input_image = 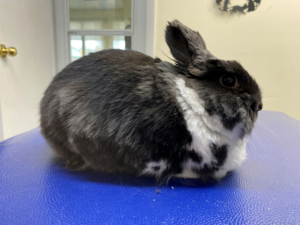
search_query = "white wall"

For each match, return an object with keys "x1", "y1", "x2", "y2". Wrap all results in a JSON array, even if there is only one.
[
  {"x1": 154, "y1": 0, "x2": 300, "y2": 120},
  {"x1": 0, "y1": 0, "x2": 56, "y2": 139}
]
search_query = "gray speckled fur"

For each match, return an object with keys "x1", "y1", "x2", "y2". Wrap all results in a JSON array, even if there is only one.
[{"x1": 41, "y1": 50, "x2": 187, "y2": 175}]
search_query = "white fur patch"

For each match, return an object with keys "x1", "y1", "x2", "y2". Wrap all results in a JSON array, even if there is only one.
[
  {"x1": 175, "y1": 77, "x2": 247, "y2": 179},
  {"x1": 214, "y1": 139, "x2": 247, "y2": 179},
  {"x1": 175, "y1": 159, "x2": 201, "y2": 178},
  {"x1": 141, "y1": 160, "x2": 169, "y2": 177}
]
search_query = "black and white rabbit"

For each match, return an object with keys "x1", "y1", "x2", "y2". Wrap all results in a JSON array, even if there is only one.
[{"x1": 40, "y1": 20, "x2": 262, "y2": 181}]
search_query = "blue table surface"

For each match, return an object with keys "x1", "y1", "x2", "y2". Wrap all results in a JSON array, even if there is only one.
[{"x1": 0, "y1": 111, "x2": 300, "y2": 224}]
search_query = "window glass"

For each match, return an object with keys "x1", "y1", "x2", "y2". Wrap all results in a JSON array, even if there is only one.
[
  {"x1": 69, "y1": 0, "x2": 132, "y2": 30},
  {"x1": 70, "y1": 35, "x2": 131, "y2": 61}
]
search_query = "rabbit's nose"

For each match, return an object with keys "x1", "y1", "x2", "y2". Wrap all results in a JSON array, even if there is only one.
[{"x1": 251, "y1": 100, "x2": 263, "y2": 112}]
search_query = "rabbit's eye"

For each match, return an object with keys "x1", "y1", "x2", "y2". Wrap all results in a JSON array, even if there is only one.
[{"x1": 220, "y1": 75, "x2": 237, "y2": 88}]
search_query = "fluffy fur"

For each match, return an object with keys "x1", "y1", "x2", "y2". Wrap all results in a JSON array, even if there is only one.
[
  {"x1": 40, "y1": 20, "x2": 262, "y2": 181},
  {"x1": 174, "y1": 77, "x2": 247, "y2": 179}
]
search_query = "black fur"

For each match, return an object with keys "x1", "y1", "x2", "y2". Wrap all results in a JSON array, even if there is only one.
[
  {"x1": 188, "y1": 150, "x2": 203, "y2": 163},
  {"x1": 190, "y1": 144, "x2": 227, "y2": 178},
  {"x1": 211, "y1": 144, "x2": 228, "y2": 167}
]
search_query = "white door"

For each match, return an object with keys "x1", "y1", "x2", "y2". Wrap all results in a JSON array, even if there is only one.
[{"x1": 0, "y1": 0, "x2": 56, "y2": 140}]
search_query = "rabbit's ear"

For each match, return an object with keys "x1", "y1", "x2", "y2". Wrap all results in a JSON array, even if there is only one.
[{"x1": 165, "y1": 20, "x2": 208, "y2": 66}]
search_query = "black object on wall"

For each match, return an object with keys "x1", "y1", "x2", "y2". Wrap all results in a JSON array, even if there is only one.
[{"x1": 216, "y1": 0, "x2": 261, "y2": 14}]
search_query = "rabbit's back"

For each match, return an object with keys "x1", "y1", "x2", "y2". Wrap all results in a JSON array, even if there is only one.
[{"x1": 40, "y1": 49, "x2": 191, "y2": 176}]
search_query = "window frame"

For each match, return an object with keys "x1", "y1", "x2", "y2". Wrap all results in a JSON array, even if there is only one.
[{"x1": 53, "y1": 0, "x2": 155, "y2": 73}]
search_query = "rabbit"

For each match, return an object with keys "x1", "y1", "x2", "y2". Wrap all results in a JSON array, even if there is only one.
[{"x1": 40, "y1": 20, "x2": 262, "y2": 181}]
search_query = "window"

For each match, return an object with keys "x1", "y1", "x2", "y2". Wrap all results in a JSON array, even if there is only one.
[{"x1": 53, "y1": 0, "x2": 155, "y2": 72}]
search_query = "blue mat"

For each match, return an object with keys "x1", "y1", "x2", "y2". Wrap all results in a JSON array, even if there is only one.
[{"x1": 1, "y1": 111, "x2": 300, "y2": 224}]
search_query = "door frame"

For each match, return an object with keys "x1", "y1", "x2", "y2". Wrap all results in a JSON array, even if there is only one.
[
  {"x1": 53, "y1": 0, "x2": 155, "y2": 73},
  {"x1": 0, "y1": 101, "x2": 3, "y2": 141}
]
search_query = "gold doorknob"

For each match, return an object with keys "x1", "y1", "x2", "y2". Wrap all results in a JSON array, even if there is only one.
[{"x1": 0, "y1": 44, "x2": 17, "y2": 58}]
